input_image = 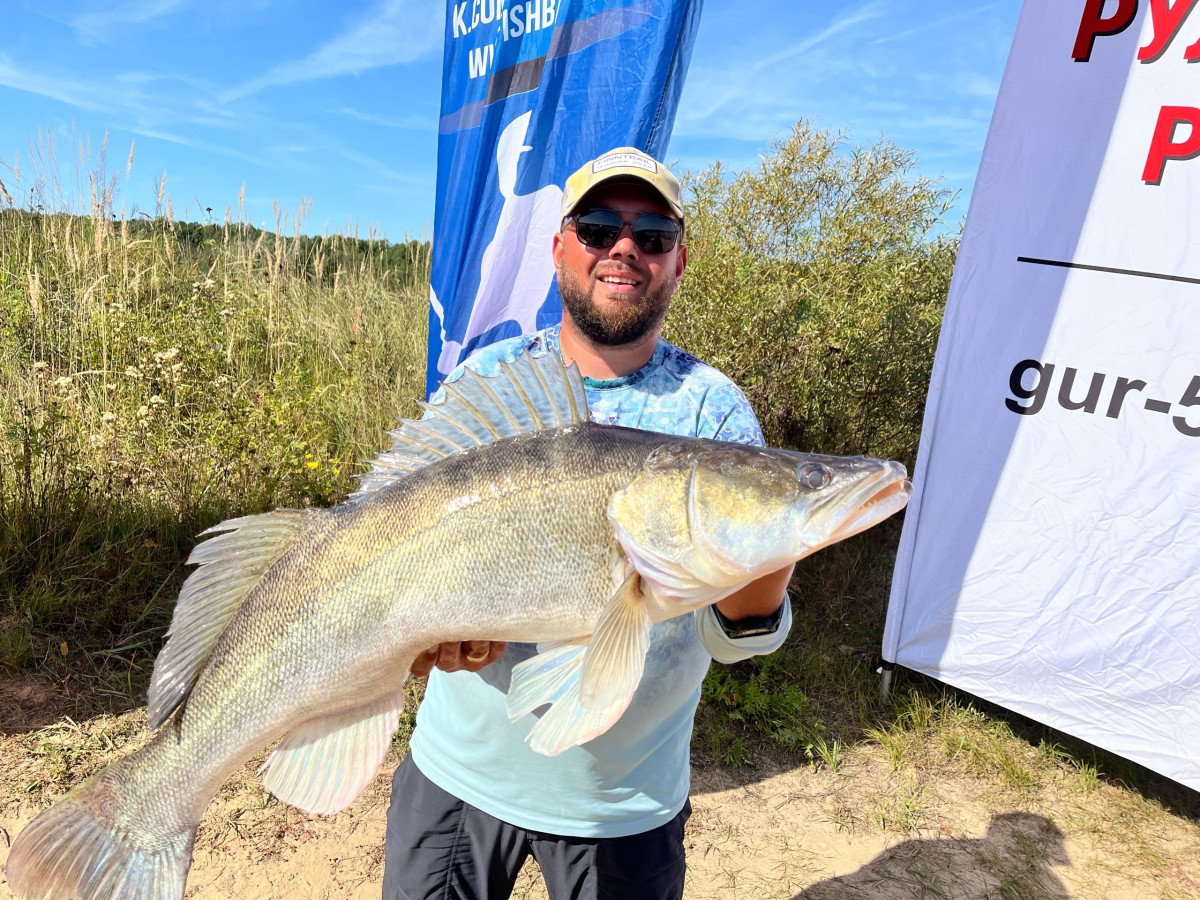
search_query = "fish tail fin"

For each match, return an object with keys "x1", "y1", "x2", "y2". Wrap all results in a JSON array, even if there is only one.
[{"x1": 8, "y1": 727, "x2": 196, "y2": 900}]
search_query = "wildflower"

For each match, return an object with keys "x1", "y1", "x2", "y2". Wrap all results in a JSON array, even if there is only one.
[
  {"x1": 137, "y1": 405, "x2": 150, "y2": 419},
  {"x1": 101, "y1": 412, "x2": 117, "y2": 423},
  {"x1": 149, "y1": 395, "x2": 167, "y2": 407},
  {"x1": 306, "y1": 461, "x2": 319, "y2": 470},
  {"x1": 52, "y1": 376, "x2": 73, "y2": 390},
  {"x1": 32, "y1": 361, "x2": 48, "y2": 373},
  {"x1": 124, "y1": 366, "x2": 142, "y2": 380}
]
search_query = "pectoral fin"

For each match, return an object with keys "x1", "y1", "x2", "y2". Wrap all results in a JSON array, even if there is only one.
[
  {"x1": 506, "y1": 573, "x2": 652, "y2": 756},
  {"x1": 505, "y1": 639, "x2": 587, "y2": 720},
  {"x1": 579, "y1": 571, "x2": 651, "y2": 710}
]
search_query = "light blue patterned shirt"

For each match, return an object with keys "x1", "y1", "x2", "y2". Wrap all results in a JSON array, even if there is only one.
[{"x1": 408, "y1": 325, "x2": 793, "y2": 837}]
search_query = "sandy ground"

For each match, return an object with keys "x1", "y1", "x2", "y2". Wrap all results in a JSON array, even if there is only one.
[{"x1": 0, "y1": 679, "x2": 1198, "y2": 899}]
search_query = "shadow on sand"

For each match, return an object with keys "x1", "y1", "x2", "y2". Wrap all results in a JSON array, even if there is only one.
[{"x1": 790, "y1": 811, "x2": 1068, "y2": 900}]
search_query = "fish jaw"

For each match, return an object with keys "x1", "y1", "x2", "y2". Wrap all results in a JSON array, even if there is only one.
[{"x1": 795, "y1": 458, "x2": 912, "y2": 558}]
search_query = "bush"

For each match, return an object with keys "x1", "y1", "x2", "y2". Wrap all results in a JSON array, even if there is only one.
[{"x1": 664, "y1": 119, "x2": 958, "y2": 469}]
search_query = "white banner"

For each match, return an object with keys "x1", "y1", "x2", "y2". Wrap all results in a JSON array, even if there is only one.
[{"x1": 885, "y1": 0, "x2": 1200, "y2": 791}]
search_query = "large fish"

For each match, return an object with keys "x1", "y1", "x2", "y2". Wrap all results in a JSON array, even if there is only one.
[{"x1": 7, "y1": 350, "x2": 911, "y2": 900}]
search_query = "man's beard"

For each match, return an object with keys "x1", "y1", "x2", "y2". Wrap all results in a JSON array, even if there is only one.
[{"x1": 558, "y1": 266, "x2": 672, "y2": 348}]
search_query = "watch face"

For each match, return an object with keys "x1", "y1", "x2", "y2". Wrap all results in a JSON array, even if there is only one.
[
  {"x1": 715, "y1": 605, "x2": 783, "y2": 639},
  {"x1": 726, "y1": 623, "x2": 778, "y2": 638}
]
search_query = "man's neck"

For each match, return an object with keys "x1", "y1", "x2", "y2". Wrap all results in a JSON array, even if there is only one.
[{"x1": 557, "y1": 317, "x2": 659, "y2": 380}]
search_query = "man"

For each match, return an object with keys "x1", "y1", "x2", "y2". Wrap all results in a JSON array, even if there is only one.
[{"x1": 384, "y1": 148, "x2": 794, "y2": 900}]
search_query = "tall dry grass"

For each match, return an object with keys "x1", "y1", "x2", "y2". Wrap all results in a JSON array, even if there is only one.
[{"x1": 0, "y1": 132, "x2": 430, "y2": 689}]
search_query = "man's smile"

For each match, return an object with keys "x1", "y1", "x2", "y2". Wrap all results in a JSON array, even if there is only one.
[{"x1": 595, "y1": 267, "x2": 643, "y2": 295}]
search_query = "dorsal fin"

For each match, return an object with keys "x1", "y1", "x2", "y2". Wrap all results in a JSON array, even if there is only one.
[
  {"x1": 147, "y1": 509, "x2": 323, "y2": 729},
  {"x1": 349, "y1": 348, "x2": 589, "y2": 500}
]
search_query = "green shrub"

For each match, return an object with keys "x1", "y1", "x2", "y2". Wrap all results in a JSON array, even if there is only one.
[
  {"x1": 672, "y1": 122, "x2": 960, "y2": 761},
  {"x1": 665, "y1": 119, "x2": 957, "y2": 469}
]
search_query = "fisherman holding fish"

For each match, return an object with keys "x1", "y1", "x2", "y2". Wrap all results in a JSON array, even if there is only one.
[
  {"x1": 7, "y1": 142, "x2": 910, "y2": 899},
  {"x1": 384, "y1": 148, "x2": 797, "y2": 900}
]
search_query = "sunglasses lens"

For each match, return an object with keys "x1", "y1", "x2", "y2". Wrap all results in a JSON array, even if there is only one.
[
  {"x1": 573, "y1": 209, "x2": 623, "y2": 248},
  {"x1": 572, "y1": 209, "x2": 681, "y2": 254},
  {"x1": 631, "y1": 214, "x2": 680, "y2": 254}
]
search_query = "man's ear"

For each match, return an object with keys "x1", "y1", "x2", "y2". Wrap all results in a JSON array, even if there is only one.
[
  {"x1": 552, "y1": 230, "x2": 565, "y2": 269},
  {"x1": 674, "y1": 243, "x2": 687, "y2": 285}
]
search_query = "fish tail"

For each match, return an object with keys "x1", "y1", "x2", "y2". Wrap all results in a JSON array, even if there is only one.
[{"x1": 8, "y1": 726, "x2": 196, "y2": 900}]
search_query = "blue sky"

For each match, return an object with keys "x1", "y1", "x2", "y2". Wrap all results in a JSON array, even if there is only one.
[{"x1": 0, "y1": 1, "x2": 1021, "y2": 240}]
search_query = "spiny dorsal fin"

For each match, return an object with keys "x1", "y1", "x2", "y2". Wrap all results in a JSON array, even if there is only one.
[
  {"x1": 147, "y1": 509, "x2": 323, "y2": 729},
  {"x1": 350, "y1": 348, "x2": 589, "y2": 500}
]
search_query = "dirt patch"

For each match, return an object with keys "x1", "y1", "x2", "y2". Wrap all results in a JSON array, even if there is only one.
[
  {"x1": 0, "y1": 677, "x2": 67, "y2": 735},
  {"x1": 0, "y1": 709, "x2": 1197, "y2": 899}
]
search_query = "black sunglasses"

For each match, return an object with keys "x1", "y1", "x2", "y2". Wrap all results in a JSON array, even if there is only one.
[{"x1": 567, "y1": 207, "x2": 683, "y2": 254}]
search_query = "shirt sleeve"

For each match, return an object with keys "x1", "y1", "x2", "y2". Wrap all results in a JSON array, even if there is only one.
[
  {"x1": 701, "y1": 382, "x2": 766, "y2": 447},
  {"x1": 695, "y1": 596, "x2": 793, "y2": 664}
]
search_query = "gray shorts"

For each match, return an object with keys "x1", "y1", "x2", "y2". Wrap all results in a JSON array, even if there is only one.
[{"x1": 382, "y1": 755, "x2": 690, "y2": 900}]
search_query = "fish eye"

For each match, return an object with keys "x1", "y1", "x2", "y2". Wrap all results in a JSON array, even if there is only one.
[{"x1": 797, "y1": 463, "x2": 832, "y2": 490}]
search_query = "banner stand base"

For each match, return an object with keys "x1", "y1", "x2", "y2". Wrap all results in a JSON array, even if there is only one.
[{"x1": 877, "y1": 660, "x2": 897, "y2": 704}]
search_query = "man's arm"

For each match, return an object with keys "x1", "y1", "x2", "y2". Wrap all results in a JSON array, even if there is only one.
[{"x1": 714, "y1": 564, "x2": 794, "y2": 622}]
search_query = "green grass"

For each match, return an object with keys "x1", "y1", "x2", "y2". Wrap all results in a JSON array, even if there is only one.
[{"x1": 0, "y1": 160, "x2": 430, "y2": 699}]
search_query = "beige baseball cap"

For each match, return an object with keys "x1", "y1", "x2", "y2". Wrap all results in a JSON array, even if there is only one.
[{"x1": 560, "y1": 147, "x2": 684, "y2": 221}]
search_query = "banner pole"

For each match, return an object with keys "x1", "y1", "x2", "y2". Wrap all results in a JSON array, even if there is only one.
[{"x1": 878, "y1": 660, "x2": 896, "y2": 704}]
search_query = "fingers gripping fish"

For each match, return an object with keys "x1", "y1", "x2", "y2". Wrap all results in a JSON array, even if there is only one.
[{"x1": 7, "y1": 350, "x2": 911, "y2": 899}]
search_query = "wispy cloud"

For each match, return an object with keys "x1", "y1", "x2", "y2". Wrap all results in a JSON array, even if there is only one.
[
  {"x1": 0, "y1": 54, "x2": 263, "y2": 167},
  {"x1": 225, "y1": 0, "x2": 443, "y2": 101},
  {"x1": 335, "y1": 106, "x2": 438, "y2": 132},
  {"x1": 330, "y1": 145, "x2": 429, "y2": 187},
  {"x1": 679, "y1": 4, "x2": 885, "y2": 130},
  {"x1": 0, "y1": 53, "x2": 111, "y2": 113},
  {"x1": 73, "y1": 0, "x2": 189, "y2": 37}
]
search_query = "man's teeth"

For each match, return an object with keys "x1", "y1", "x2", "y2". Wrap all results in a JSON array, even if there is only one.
[{"x1": 600, "y1": 276, "x2": 637, "y2": 284}]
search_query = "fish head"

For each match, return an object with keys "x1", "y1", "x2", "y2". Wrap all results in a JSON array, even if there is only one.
[{"x1": 609, "y1": 440, "x2": 912, "y2": 607}]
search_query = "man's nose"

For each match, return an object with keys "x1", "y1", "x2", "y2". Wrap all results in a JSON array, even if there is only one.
[{"x1": 607, "y1": 223, "x2": 639, "y2": 258}]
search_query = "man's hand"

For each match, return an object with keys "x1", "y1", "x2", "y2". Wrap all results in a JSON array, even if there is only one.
[{"x1": 410, "y1": 641, "x2": 507, "y2": 677}]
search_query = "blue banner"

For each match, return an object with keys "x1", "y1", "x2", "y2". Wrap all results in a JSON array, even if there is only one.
[{"x1": 427, "y1": 0, "x2": 703, "y2": 395}]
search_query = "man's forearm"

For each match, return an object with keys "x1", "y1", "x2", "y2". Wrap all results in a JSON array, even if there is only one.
[{"x1": 714, "y1": 564, "x2": 795, "y2": 621}]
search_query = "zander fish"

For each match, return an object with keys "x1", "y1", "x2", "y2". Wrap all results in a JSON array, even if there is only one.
[{"x1": 8, "y1": 350, "x2": 911, "y2": 900}]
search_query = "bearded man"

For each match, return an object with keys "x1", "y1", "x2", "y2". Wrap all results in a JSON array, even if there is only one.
[{"x1": 383, "y1": 147, "x2": 795, "y2": 900}]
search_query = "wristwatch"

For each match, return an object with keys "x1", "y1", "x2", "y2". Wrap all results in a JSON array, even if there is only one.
[{"x1": 712, "y1": 602, "x2": 784, "y2": 639}]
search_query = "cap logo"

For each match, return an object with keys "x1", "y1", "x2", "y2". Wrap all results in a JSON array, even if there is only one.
[{"x1": 592, "y1": 152, "x2": 657, "y2": 175}]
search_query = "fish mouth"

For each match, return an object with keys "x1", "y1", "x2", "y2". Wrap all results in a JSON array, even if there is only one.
[{"x1": 810, "y1": 461, "x2": 912, "y2": 552}]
